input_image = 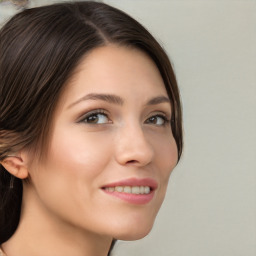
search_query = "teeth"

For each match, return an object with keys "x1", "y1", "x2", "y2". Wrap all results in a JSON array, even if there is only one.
[
  {"x1": 131, "y1": 186, "x2": 140, "y2": 194},
  {"x1": 115, "y1": 186, "x2": 123, "y2": 192},
  {"x1": 144, "y1": 186, "x2": 150, "y2": 194},
  {"x1": 124, "y1": 186, "x2": 131, "y2": 193},
  {"x1": 104, "y1": 186, "x2": 151, "y2": 194},
  {"x1": 108, "y1": 187, "x2": 115, "y2": 192}
]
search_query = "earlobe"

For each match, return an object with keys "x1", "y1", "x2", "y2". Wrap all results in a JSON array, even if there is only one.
[{"x1": 1, "y1": 155, "x2": 29, "y2": 179}]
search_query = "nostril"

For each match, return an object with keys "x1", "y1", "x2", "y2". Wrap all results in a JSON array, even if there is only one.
[{"x1": 126, "y1": 160, "x2": 137, "y2": 164}]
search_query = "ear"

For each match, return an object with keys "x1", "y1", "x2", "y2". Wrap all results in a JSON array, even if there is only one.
[{"x1": 1, "y1": 154, "x2": 29, "y2": 179}]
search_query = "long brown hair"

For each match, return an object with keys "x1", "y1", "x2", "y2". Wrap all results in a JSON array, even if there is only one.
[{"x1": 0, "y1": 1, "x2": 183, "y2": 253}]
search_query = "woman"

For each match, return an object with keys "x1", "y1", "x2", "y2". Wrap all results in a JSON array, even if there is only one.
[{"x1": 0, "y1": 1, "x2": 182, "y2": 255}]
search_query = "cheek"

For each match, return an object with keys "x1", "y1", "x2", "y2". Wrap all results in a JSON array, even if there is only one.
[
  {"x1": 30, "y1": 128, "x2": 114, "y2": 209},
  {"x1": 154, "y1": 141, "x2": 177, "y2": 216},
  {"x1": 151, "y1": 132, "x2": 178, "y2": 186},
  {"x1": 49, "y1": 127, "x2": 114, "y2": 179},
  {"x1": 28, "y1": 129, "x2": 116, "y2": 224}
]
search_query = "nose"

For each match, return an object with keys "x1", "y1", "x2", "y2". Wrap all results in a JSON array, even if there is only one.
[{"x1": 114, "y1": 123, "x2": 154, "y2": 167}]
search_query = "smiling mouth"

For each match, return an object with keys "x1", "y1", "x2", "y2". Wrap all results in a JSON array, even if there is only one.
[
  {"x1": 102, "y1": 186, "x2": 151, "y2": 195},
  {"x1": 101, "y1": 184, "x2": 155, "y2": 205},
  {"x1": 101, "y1": 178, "x2": 157, "y2": 205}
]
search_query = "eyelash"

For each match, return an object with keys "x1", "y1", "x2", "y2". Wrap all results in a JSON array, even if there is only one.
[
  {"x1": 145, "y1": 114, "x2": 170, "y2": 126},
  {"x1": 78, "y1": 109, "x2": 170, "y2": 126},
  {"x1": 78, "y1": 109, "x2": 110, "y2": 124}
]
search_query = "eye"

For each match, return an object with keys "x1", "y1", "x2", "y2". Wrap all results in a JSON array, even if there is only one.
[
  {"x1": 145, "y1": 114, "x2": 169, "y2": 126},
  {"x1": 79, "y1": 110, "x2": 110, "y2": 124}
]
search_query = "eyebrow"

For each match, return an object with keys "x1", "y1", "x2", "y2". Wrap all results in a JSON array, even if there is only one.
[
  {"x1": 68, "y1": 93, "x2": 124, "y2": 108},
  {"x1": 68, "y1": 93, "x2": 170, "y2": 109},
  {"x1": 146, "y1": 96, "x2": 170, "y2": 105}
]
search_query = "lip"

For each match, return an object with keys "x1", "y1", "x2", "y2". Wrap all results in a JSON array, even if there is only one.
[{"x1": 101, "y1": 178, "x2": 158, "y2": 205}]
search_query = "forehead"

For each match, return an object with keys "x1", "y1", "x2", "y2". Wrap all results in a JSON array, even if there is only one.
[{"x1": 60, "y1": 44, "x2": 167, "y2": 106}]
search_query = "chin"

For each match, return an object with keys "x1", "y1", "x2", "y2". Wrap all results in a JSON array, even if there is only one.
[{"x1": 112, "y1": 221, "x2": 154, "y2": 241}]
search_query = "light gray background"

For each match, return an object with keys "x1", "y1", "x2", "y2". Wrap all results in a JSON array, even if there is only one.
[{"x1": 1, "y1": 1, "x2": 255, "y2": 255}]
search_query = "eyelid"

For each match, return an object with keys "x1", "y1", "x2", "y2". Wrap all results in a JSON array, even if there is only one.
[
  {"x1": 76, "y1": 108, "x2": 171, "y2": 125},
  {"x1": 147, "y1": 110, "x2": 171, "y2": 120},
  {"x1": 145, "y1": 111, "x2": 171, "y2": 126},
  {"x1": 77, "y1": 109, "x2": 110, "y2": 123}
]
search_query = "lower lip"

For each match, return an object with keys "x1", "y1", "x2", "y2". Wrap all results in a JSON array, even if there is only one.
[{"x1": 102, "y1": 190, "x2": 155, "y2": 205}]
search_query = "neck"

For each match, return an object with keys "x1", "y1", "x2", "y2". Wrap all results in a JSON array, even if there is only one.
[{"x1": 2, "y1": 185, "x2": 113, "y2": 256}]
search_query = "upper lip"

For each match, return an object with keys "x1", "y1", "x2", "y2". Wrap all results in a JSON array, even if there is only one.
[{"x1": 101, "y1": 178, "x2": 158, "y2": 190}]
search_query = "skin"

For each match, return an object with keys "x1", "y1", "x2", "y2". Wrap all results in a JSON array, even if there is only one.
[{"x1": 2, "y1": 45, "x2": 178, "y2": 256}]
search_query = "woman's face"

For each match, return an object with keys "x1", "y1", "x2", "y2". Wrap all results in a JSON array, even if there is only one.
[{"x1": 26, "y1": 45, "x2": 178, "y2": 240}]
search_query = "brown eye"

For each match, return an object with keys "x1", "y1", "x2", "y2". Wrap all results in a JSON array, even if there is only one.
[
  {"x1": 80, "y1": 111, "x2": 110, "y2": 124},
  {"x1": 145, "y1": 115, "x2": 168, "y2": 126}
]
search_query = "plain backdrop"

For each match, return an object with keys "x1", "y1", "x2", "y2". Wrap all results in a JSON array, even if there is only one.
[{"x1": 1, "y1": 1, "x2": 255, "y2": 256}]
